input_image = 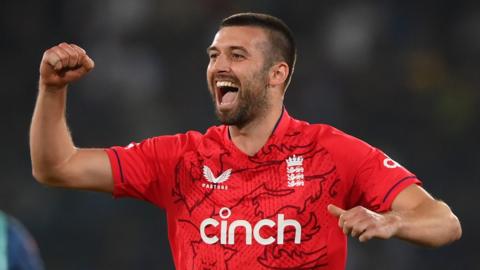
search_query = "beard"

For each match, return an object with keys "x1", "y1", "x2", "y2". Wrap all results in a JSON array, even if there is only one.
[
  {"x1": 216, "y1": 85, "x2": 268, "y2": 127},
  {"x1": 210, "y1": 70, "x2": 270, "y2": 128}
]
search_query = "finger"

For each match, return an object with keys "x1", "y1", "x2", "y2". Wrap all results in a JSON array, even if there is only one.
[
  {"x1": 358, "y1": 221, "x2": 386, "y2": 242},
  {"x1": 52, "y1": 50, "x2": 66, "y2": 71},
  {"x1": 70, "y1": 43, "x2": 86, "y2": 55},
  {"x1": 81, "y1": 54, "x2": 95, "y2": 71},
  {"x1": 327, "y1": 204, "x2": 346, "y2": 218},
  {"x1": 53, "y1": 45, "x2": 70, "y2": 70},
  {"x1": 358, "y1": 230, "x2": 374, "y2": 242},
  {"x1": 44, "y1": 49, "x2": 62, "y2": 70},
  {"x1": 350, "y1": 218, "x2": 370, "y2": 238},
  {"x1": 342, "y1": 221, "x2": 352, "y2": 235},
  {"x1": 59, "y1": 43, "x2": 79, "y2": 68},
  {"x1": 328, "y1": 204, "x2": 348, "y2": 229},
  {"x1": 70, "y1": 44, "x2": 95, "y2": 71},
  {"x1": 351, "y1": 226, "x2": 367, "y2": 238}
]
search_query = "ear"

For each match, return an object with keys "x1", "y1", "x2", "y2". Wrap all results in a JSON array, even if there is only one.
[{"x1": 268, "y1": 62, "x2": 289, "y2": 88}]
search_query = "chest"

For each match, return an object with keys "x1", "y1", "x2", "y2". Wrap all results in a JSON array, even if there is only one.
[{"x1": 170, "y1": 143, "x2": 343, "y2": 221}]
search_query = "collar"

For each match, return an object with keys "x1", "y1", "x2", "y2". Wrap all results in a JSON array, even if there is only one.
[
  {"x1": 269, "y1": 107, "x2": 291, "y2": 140},
  {"x1": 223, "y1": 107, "x2": 293, "y2": 157}
]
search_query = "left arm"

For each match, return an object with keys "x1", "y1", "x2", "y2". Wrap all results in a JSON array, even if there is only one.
[{"x1": 328, "y1": 184, "x2": 462, "y2": 247}]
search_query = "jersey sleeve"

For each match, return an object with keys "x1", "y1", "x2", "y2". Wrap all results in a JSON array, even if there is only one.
[
  {"x1": 105, "y1": 132, "x2": 199, "y2": 208},
  {"x1": 348, "y1": 147, "x2": 421, "y2": 212},
  {"x1": 322, "y1": 126, "x2": 421, "y2": 213}
]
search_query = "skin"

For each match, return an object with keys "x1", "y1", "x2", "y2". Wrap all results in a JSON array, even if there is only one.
[
  {"x1": 206, "y1": 26, "x2": 289, "y2": 156},
  {"x1": 30, "y1": 42, "x2": 113, "y2": 192},
  {"x1": 206, "y1": 28, "x2": 271, "y2": 128},
  {"x1": 30, "y1": 26, "x2": 461, "y2": 248}
]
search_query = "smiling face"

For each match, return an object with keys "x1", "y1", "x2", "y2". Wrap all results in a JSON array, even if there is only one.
[{"x1": 206, "y1": 26, "x2": 274, "y2": 127}]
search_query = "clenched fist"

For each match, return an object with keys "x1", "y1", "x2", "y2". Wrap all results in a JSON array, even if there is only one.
[{"x1": 40, "y1": 42, "x2": 95, "y2": 90}]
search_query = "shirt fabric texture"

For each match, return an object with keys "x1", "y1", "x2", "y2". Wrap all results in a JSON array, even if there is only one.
[{"x1": 105, "y1": 110, "x2": 420, "y2": 270}]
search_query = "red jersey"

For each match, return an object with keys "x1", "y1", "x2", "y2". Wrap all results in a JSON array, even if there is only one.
[{"x1": 105, "y1": 110, "x2": 420, "y2": 270}]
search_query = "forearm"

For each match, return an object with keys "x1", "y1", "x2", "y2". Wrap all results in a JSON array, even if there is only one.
[
  {"x1": 30, "y1": 81, "x2": 77, "y2": 183},
  {"x1": 30, "y1": 43, "x2": 113, "y2": 192},
  {"x1": 392, "y1": 199, "x2": 462, "y2": 247}
]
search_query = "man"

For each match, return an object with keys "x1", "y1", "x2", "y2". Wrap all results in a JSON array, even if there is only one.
[{"x1": 30, "y1": 13, "x2": 461, "y2": 269}]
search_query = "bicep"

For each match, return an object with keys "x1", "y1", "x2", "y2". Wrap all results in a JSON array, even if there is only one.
[
  {"x1": 391, "y1": 184, "x2": 435, "y2": 211},
  {"x1": 57, "y1": 148, "x2": 113, "y2": 193}
]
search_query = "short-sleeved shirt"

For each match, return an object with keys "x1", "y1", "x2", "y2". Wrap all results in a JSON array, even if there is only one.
[{"x1": 105, "y1": 110, "x2": 420, "y2": 270}]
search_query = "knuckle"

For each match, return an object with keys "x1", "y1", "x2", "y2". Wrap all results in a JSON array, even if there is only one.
[
  {"x1": 55, "y1": 48, "x2": 66, "y2": 58},
  {"x1": 59, "y1": 43, "x2": 74, "y2": 54},
  {"x1": 352, "y1": 206, "x2": 362, "y2": 212},
  {"x1": 71, "y1": 44, "x2": 86, "y2": 54},
  {"x1": 59, "y1": 42, "x2": 69, "y2": 48},
  {"x1": 43, "y1": 50, "x2": 53, "y2": 60},
  {"x1": 357, "y1": 207, "x2": 368, "y2": 215},
  {"x1": 366, "y1": 223, "x2": 377, "y2": 231},
  {"x1": 50, "y1": 47, "x2": 60, "y2": 55},
  {"x1": 369, "y1": 227, "x2": 383, "y2": 238}
]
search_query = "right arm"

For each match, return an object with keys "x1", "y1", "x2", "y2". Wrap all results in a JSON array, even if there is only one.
[{"x1": 30, "y1": 43, "x2": 113, "y2": 193}]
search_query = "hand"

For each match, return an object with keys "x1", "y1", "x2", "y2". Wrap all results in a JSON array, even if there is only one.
[
  {"x1": 39, "y1": 42, "x2": 95, "y2": 90},
  {"x1": 327, "y1": 204, "x2": 401, "y2": 242}
]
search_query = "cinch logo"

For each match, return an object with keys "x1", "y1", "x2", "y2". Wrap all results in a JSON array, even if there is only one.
[{"x1": 200, "y1": 207, "x2": 302, "y2": 245}]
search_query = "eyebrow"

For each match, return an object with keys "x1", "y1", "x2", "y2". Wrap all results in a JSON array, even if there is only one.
[{"x1": 206, "y1": 46, "x2": 249, "y2": 54}]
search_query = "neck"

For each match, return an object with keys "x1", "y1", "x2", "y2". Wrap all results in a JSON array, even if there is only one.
[{"x1": 228, "y1": 103, "x2": 283, "y2": 156}]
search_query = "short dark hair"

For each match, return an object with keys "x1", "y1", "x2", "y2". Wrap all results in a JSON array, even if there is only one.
[{"x1": 220, "y1": 13, "x2": 297, "y2": 89}]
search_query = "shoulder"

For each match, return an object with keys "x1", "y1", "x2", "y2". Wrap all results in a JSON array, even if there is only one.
[
  {"x1": 306, "y1": 123, "x2": 374, "y2": 156},
  {"x1": 297, "y1": 123, "x2": 375, "y2": 181},
  {"x1": 146, "y1": 125, "x2": 225, "y2": 150},
  {"x1": 286, "y1": 113, "x2": 373, "y2": 155},
  {"x1": 285, "y1": 115, "x2": 373, "y2": 156}
]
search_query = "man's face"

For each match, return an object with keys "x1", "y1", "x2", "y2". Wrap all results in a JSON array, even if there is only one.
[{"x1": 206, "y1": 26, "x2": 272, "y2": 127}]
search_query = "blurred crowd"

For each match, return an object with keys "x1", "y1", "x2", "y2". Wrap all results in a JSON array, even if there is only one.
[{"x1": 0, "y1": 0, "x2": 478, "y2": 269}]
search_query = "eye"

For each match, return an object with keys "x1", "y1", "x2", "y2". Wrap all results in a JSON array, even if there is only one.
[
  {"x1": 208, "y1": 52, "x2": 218, "y2": 60},
  {"x1": 231, "y1": 53, "x2": 245, "y2": 61}
]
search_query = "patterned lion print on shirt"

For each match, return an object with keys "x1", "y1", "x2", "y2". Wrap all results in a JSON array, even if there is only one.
[
  {"x1": 173, "y1": 131, "x2": 341, "y2": 269},
  {"x1": 191, "y1": 241, "x2": 237, "y2": 270}
]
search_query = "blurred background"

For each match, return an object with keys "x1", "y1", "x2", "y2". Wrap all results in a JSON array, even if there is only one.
[{"x1": 1, "y1": 0, "x2": 478, "y2": 269}]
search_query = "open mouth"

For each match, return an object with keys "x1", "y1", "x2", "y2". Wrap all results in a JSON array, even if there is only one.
[{"x1": 216, "y1": 81, "x2": 239, "y2": 106}]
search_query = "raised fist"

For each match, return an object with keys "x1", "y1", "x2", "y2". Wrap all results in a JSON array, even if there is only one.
[{"x1": 39, "y1": 43, "x2": 95, "y2": 90}]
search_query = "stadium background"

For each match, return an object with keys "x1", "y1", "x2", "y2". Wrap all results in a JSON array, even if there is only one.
[{"x1": 1, "y1": 0, "x2": 478, "y2": 269}]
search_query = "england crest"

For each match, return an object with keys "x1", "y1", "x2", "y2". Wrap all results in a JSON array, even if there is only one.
[{"x1": 286, "y1": 155, "x2": 305, "y2": 187}]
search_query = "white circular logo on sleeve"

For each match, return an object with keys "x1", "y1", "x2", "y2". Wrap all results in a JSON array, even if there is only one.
[{"x1": 383, "y1": 158, "x2": 401, "y2": 168}]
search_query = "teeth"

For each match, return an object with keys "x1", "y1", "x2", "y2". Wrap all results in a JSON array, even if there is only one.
[{"x1": 216, "y1": 81, "x2": 239, "y2": 88}]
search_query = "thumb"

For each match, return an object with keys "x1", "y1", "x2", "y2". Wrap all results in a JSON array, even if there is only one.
[
  {"x1": 327, "y1": 204, "x2": 346, "y2": 218},
  {"x1": 82, "y1": 55, "x2": 95, "y2": 71}
]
